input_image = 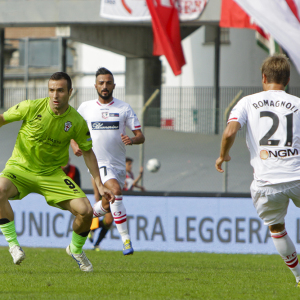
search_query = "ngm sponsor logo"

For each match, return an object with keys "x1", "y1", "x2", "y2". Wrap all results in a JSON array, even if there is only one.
[
  {"x1": 260, "y1": 148, "x2": 298, "y2": 160},
  {"x1": 91, "y1": 121, "x2": 119, "y2": 130}
]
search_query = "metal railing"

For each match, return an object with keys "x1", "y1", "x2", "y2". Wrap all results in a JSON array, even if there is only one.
[{"x1": 3, "y1": 86, "x2": 300, "y2": 136}]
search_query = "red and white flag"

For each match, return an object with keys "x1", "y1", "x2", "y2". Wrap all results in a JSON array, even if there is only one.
[
  {"x1": 100, "y1": 0, "x2": 209, "y2": 75},
  {"x1": 146, "y1": 0, "x2": 186, "y2": 76},
  {"x1": 219, "y1": 0, "x2": 256, "y2": 29},
  {"x1": 220, "y1": 0, "x2": 297, "y2": 58},
  {"x1": 233, "y1": 0, "x2": 300, "y2": 74}
]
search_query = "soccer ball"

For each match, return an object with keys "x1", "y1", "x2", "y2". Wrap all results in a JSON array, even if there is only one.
[{"x1": 146, "y1": 158, "x2": 161, "y2": 173}]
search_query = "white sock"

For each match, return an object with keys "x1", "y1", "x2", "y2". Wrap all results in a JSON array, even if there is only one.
[
  {"x1": 93, "y1": 200, "x2": 108, "y2": 218},
  {"x1": 271, "y1": 229, "x2": 300, "y2": 281},
  {"x1": 110, "y1": 196, "x2": 130, "y2": 243}
]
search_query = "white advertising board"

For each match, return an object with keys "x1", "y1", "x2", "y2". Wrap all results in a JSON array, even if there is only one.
[
  {"x1": 100, "y1": 0, "x2": 209, "y2": 22},
  {"x1": 1, "y1": 194, "x2": 300, "y2": 254}
]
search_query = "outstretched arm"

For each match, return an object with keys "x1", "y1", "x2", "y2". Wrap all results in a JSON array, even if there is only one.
[
  {"x1": 121, "y1": 129, "x2": 145, "y2": 146},
  {"x1": 82, "y1": 148, "x2": 115, "y2": 203},
  {"x1": 215, "y1": 121, "x2": 241, "y2": 173},
  {"x1": 132, "y1": 166, "x2": 145, "y2": 191},
  {"x1": 0, "y1": 114, "x2": 9, "y2": 128},
  {"x1": 132, "y1": 166, "x2": 143, "y2": 186}
]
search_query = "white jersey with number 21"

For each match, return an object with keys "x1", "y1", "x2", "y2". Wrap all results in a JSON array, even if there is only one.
[{"x1": 228, "y1": 90, "x2": 300, "y2": 185}]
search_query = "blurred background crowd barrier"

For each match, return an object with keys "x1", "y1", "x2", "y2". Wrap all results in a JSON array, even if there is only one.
[{"x1": 4, "y1": 86, "x2": 300, "y2": 136}]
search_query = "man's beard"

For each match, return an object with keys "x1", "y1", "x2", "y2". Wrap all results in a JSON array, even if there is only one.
[{"x1": 98, "y1": 90, "x2": 113, "y2": 100}]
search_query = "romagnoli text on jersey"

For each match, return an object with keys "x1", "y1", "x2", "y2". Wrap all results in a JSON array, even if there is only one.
[{"x1": 252, "y1": 100, "x2": 299, "y2": 113}]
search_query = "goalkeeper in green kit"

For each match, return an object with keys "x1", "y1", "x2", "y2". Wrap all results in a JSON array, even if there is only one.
[{"x1": 0, "y1": 72, "x2": 115, "y2": 272}]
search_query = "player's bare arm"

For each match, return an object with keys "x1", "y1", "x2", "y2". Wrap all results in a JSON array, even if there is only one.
[
  {"x1": 70, "y1": 139, "x2": 83, "y2": 157},
  {"x1": 81, "y1": 148, "x2": 115, "y2": 203},
  {"x1": 0, "y1": 114, "x2": 9, "y2": 128},
  {"x1": 121, "y1": 129, "x2": 145, "y2": 146},
  {"x1": 132, "y1": 166, "x2": 144, "y2": 187},
  {"x1": 215, "y1": 121, "x2": 241, "y2": 173},
  {"x1": 91, "y1": 177, "x2": 101, "y2": 202}
]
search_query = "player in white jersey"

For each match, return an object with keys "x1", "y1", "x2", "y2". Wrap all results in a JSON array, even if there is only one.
[
  {"x1": 71, "y1": 67, "x2": 145, "y2": 255},
  {"x1": 215, "y1": 54, "x2": 300, "y2": 287}
]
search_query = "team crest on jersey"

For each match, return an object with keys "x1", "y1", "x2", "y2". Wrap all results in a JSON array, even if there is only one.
[
  {"x1": 102, "y1": 112, "x2": 109, "y2": 119},
  {"x1": 64, "y1": 121, "x2": 72, "y2": 132}
]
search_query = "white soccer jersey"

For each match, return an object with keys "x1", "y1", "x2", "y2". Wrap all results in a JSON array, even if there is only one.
[
  {"x1": 228, "y1": 90, "x2": 300, "y2": 185},
  {"x1": 77, "y1": 98, "x2": 141, "y2": 170}
]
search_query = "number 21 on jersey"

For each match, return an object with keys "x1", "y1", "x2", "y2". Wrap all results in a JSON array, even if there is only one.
[{"x1": 259, "y1": 111, "x2": 293, "y2": 147}]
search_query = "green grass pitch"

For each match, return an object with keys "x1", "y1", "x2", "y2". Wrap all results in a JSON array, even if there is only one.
[{"x1": 0, "y1": 247, "x2": 299, "y2": 299}]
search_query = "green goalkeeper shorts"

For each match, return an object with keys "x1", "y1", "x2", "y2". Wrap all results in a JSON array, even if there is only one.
[{"x1": 0, "y1": 166, "x2": 86, "y2": 209}]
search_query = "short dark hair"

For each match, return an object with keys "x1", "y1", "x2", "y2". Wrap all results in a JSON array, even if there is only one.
[
  {"x1": 126, "y1": 157, "x2": 133, "y2": 163},
  {"x1": 261, "y1": 54, "x2": 290, "y2": 86},
  {"x1": 49, "y1": 72, "x2": 72, "y2": 91},
  {"x1": 95, "y1": 67, "x2": 114, "y2": 80}
]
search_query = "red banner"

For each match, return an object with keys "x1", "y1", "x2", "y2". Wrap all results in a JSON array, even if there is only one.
[
  {"x1": 146, "y1": 0, "x2": 186, "y2": 76},
  {"x1": 220, "y1": 0, "x2": 300, "y2": 73},
  {"x1": 219, "y1": 0, "x2": 277, "y2": 54},
  {"x1": 219, "y1": 0, "x2": 256, "y2": 29}
]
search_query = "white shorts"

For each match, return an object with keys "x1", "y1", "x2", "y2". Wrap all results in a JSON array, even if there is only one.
[
  {"x1": 99, "y1": 164, "x2": 126, "y2": 190},
  {"x1": 250, "y1": 180, "x2": 300, "y2": 226}
]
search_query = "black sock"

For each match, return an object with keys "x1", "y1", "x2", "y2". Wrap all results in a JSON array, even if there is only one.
[
  {"x1": 79, "y1": 230, "x2": 90, "y2": 238},
  {"x1": 0, "y1": 218, "x2": 10, "y2": 225},
  {"x1": 95, "y1": 227, "x2": 109, "y2": 246}
]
